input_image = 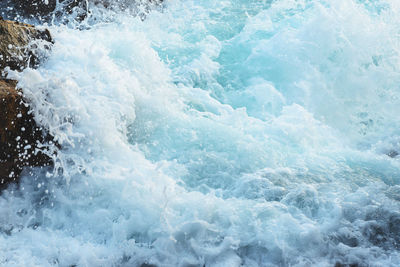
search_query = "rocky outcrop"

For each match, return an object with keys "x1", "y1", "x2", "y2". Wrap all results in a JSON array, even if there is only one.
[
  {"x1": 0, "y1": 17, "x2": 52, "y2": 71},
  {"x1": 0, "y1": 18, "x2": 53, "y2": 191}
]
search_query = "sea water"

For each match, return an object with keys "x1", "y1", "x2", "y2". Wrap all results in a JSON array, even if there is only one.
[{"x1": 1, "y1": 0, "x2": 400, "y2": 266}]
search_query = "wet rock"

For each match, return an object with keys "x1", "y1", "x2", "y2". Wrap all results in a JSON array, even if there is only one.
[
  {"x1": 387, "y1": 150, "x2": 398, "y2": 158},
  {"x1": 0, "y1": 17, "x2": 53, "y2": 72},
  {"x1": 8, "y1": 0, "x2": 163, "y2": 22},
  {"x1": 12, "y1": 0, "x2": 87, "y2": 20},
  {"x1": 12, "y1": 0, "x2": 57, "y2": 18},
  {"x1": 0, "y1": 79, "x2": 52, "y2": 190},
  {"x1": 0, "y1": 18, "x2": 53, "y2": 191}
]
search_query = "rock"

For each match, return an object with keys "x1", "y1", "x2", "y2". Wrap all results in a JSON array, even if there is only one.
[
  {"x1": 8, "y1": 0, "x2": 163, "y2": 22},
  {"x1": 12, "y1": 0, "x2": 87, "y2": 19},
  {"x1": 0, "y1": 17, "x2": 53, "y2": 72},
  {"x1": 0, "y1": 18, "x2": 53, "y2": 191},
  {"x1": 12, "y1": 0, "x2": 57, "y2": 18},
  {"x1": 0, "y1": 79, "x2": 52, "y2": 190}
]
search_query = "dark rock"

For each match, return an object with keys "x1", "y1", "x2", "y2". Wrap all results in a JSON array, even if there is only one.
[
  {"x1": 13, "y1": 0, "x2": 57, "y2": 18},
  {"x1": 8, "y1": 0, "x2": 163, "y2": 22},
  {"x1": 12, "y1": 0, "x2": 87, "y2": 20},
  {"x1": 0, "y1": 79, "x2": 53, "y2": 190},
  {"x1": 0, "y1": 18, "x2": 54, "y2": 191}
]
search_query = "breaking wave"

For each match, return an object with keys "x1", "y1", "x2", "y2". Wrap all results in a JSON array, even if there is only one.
[{"x1": 2, "y1": 0, "x2": 400, "y2": 266}]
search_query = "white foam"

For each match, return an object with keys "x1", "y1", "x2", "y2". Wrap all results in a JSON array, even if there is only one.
[{"x1": 2, "y1": 0, "x2": 400, "y2": 266}]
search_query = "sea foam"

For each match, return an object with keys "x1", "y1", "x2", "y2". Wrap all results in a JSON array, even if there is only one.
[{"x1": 1, "y1": 0, "x2": 400, "y2": 266}]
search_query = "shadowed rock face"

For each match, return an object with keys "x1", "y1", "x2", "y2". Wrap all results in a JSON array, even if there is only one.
[
  {"x1": 0, "y1": 18, "x2": 54, "y2": 191},
  {"x1": 0, "y1": 79, "x2": 52, "y2": 190}
]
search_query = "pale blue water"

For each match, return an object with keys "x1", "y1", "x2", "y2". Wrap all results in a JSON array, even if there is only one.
[{"x1": 1, "y1": 0, "x2": 400, "y2": 266}]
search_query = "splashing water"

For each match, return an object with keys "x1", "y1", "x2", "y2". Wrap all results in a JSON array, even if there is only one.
[{"x1": 2, "y1": 0, "x2": 400, "y2": 266}]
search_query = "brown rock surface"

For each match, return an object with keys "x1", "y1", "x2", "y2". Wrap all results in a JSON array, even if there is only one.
[
  {"x1": 0, "y1": 18, "x2": 53, "y2": 191},
  {"x1": 0, "y1": 17, "x2": 52, "y2": 72}
]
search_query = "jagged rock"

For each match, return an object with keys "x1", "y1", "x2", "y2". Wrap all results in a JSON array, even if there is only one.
[
  {"x1": 0, "y1": 18, "x2": 53, "y2": 191},
  {"x1": 0, "y1": 17, "x2": 52, "y2": 72}
]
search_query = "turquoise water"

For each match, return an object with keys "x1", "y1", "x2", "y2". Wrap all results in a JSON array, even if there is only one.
[{"x1": 1, "y1": 0, "x2": 400, "y2": 266}]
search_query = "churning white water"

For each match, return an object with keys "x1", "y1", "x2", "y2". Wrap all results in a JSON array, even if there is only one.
[{"x1": 2, "y1": 0, "x2": 400, "y2": 266}]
